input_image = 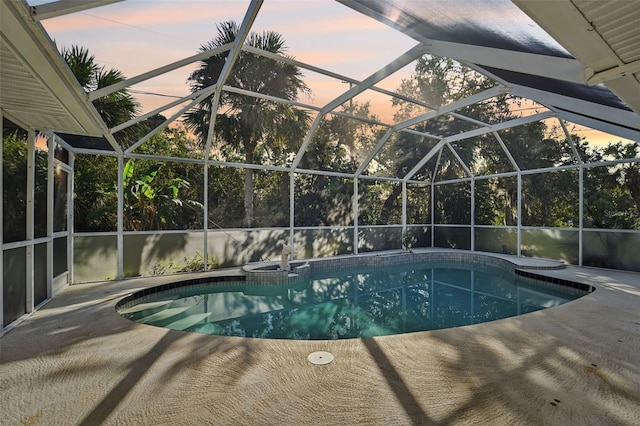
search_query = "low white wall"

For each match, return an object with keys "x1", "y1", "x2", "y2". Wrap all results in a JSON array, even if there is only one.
[{"x1": 72, "y1": 227, "x2": 408, "y2": 282}]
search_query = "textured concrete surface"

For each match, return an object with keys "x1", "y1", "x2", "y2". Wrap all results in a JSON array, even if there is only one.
[{"x1": 1, "y1": 260, "x2": 640, "y2": 425}]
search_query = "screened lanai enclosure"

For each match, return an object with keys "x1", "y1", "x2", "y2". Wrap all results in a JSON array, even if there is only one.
[{"x1": 2, "y1": 0, "x2": 640, "y2": 331}]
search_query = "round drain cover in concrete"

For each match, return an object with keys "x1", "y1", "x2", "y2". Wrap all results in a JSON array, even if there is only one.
[{"x1": 308, "y1": 351, "x2": 334, "y2": 365}]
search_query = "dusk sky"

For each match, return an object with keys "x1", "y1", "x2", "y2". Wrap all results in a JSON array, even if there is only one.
[
  {"x1": 32, "y1": 0, "x2": 626, "y2": 145},
  {"x1": 35, "y1": 0, "x2": 420, "y2": 123}
]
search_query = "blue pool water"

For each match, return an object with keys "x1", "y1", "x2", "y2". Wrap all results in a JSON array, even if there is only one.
[{"x1": 119, "y1": 262, "x2": 587, "y2": 340}]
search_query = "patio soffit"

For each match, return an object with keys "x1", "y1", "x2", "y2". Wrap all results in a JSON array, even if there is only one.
[{"x1": 0, "y1": 0, "x2": 105, "y2": 136}]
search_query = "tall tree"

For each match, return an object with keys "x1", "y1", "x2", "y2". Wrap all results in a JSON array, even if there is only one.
[
  {"x1": 62, "y1": 46, "x2": 202, "y2": 232},
  {"x1": 185, "y1": 21, "x2": 310, "y2": 227},
  {"x1": 61, "y1": 45, "x2": 140, "y2": 146},
  {"x1": 387, "y1": 55, "x2": 541, "y2": 227}
]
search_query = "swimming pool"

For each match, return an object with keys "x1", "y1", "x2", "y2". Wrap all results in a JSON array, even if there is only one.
[{"x1": 117, "y1": 254, "x2": 589, "y2": 340}]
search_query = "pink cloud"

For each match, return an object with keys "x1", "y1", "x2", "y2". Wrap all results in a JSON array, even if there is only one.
[
  {"x1": 39, "y1": 0, "x2": 415, "y2": 126},
  {"x1": 41, "y1": 1, "x2": 248, "y2": 33}
]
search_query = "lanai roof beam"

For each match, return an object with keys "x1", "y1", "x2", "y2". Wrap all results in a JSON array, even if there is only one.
[
  {"x1": 30, "y1": 0, "x2": 123, "y2": 21},
  {"x1": 403, "y1": 111, "x2": 555, "y2": 182}
]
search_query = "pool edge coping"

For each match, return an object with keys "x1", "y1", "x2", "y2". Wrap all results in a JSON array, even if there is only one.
[{"x1": 115, "y1": 249, "x2": 593, "y2": 315}]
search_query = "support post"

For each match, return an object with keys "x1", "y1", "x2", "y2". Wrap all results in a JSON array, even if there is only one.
[
  {"x1": 117, "y1": 155, "x2": 124, "y2": 279},
  {"x1": 401, "y1": 180, "x2": 407, "y2": 249},
  {"x1": 289, "y1": 170, "x2": 295, "y2": 247},
  {"x1": 430, "y1": 182, "x2": 435, "y2": 247},
  {"x1": 517, "y1": 172, "x2": 522, "y2": 256},
  {"x1": 47, "y1": 135, "x2": 54, "y2": 297},
  {"x1": 470, "y1": 177, "x2": 475, "y2": 252},
  {"x1": 203, "y1": 162, "x2": 209, "y2": 271},
  {"x1": 68, "y1": 152, "x2": 75, "y2": 283},
  {"x1": 353, "y1": 178, "x2": 359, "y2": 254},
  {"x1": 431, "y1": 148, "x2": 444, "y2": 248},
  {"x1": 579, "y1": 165, "x2": 584, "y2": 266},
  {"x1": 0, "y1": 110, "x2": 4, "y2": 331},
  {"x1": 559, "y1": 118, "x2": 584, "y2": 266},
  {"x1": 26, "y1": 129, "x2": 35, "y2": 313}
]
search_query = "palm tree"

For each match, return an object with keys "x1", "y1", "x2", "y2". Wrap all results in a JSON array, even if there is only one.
[
  {"x1": 185, "y1": 21, "x2": 310, "y2": 227},
  {"x1": 62, "y1": 45, "x2": 201, "y2": 233},
  {"x1": 61, "y1": 45, "x2": 139, "y2": 146}
]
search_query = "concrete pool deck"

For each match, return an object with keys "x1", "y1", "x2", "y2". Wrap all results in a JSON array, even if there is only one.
[{"x1": 2, "y1": 252, "x2": 639, "y2": 425}]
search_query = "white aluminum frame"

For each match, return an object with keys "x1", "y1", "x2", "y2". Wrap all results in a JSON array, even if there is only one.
[{"x1": 4, "y1": 0, "x2": 640, "y2": 333}]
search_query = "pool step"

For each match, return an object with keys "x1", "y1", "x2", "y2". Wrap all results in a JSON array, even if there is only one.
[
  {"x1": 119, "y1": 299, "x2": 175, "y2": 317},
  {"x1": 166, "y1": 313, "x2": 212, "y2": 331},
  {"x1": 138, "y1": 307, "x2": 190, "y2": 325}
]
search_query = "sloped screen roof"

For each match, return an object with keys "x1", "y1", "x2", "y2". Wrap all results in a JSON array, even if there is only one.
[
  {"x1": 55, "y1": 133, "x2": 114, "y2": 151},
  {"x1": 341, "y1": 0, "x2": 640, "y2": 141},
  {"x1": 6, "y1": 0, "x2": 640, "y2": 146},
  {"x1": 343, "y1": 0, "x2": 572, "y2": 57},
  {"x1": 480, "y1": 66, "x2": 631, "y2": 111}
]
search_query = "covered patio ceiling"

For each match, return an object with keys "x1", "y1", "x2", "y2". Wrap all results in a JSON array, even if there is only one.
[
  {"x1": 0, "y1": 0, "x2": 109, "y2": 139},
  {"x1": 2, "y1": 0, "x2": 639, "y2": 159}
]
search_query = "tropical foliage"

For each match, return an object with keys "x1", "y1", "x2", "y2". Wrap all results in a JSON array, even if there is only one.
[
  {"x1": 185, "y1": 21, "x2": 310, "y2": 227},
  {"x1": 76, "y1": 128, "x2": 204, "y2": 232},
  {"x1": 5, "y1": 36, "x2": 640, "y2": 271}
]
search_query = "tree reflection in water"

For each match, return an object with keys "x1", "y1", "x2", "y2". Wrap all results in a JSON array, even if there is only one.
[{"x1": 122, "y1": 263, "x2": 587, "y2": 340}]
